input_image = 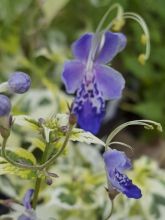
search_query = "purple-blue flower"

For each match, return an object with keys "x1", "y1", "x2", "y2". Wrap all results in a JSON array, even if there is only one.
[
  {"x1": 18, "y1": 189, "x2": 36, "y2": 220},
  {"x1": 62, "y1": 31, "x2": 126, "y2": 134},
  {"x1": 103, "y1": 149, "x2": 142, "y2": 199},
  {"x1": 8, "y1": 72, "x2": 31, "y2": 94},
  {"x1": 23, "y1": 189, "x2": 34, "y2": 210},
  {"x1": 0, "y1": 94, "x2": 11, "y2": 116}
]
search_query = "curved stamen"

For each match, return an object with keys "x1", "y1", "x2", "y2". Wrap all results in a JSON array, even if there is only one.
[
  {"x1": 123, "y1": 12, "x2": 150, "y2": 63},
  {"x1": 86, "y1": 3, "x2": 123, "y2": 71},
  {"x1": 96, "y1": 3, "x2": 123, "y2": 33}
]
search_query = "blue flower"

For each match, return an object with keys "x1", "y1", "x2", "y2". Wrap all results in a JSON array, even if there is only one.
[
  {"x1": 23, "y1": 189, "x2": 34, "y2": 210},
  {"x1": 8, "y1": 72, "x2": 31, "y2": 94},
  {"x1": 18, "y1": 189, "x2": 36, "y2": 220},
  {"x1": 62, "y1": 31, "x2": 126, "y2": 134},
  {"x1": 0, "y1": 94, "x2": 11, "y2": 116},
  {"x1": 103, "y1": 149, "x2": 142, "y2": 199}
]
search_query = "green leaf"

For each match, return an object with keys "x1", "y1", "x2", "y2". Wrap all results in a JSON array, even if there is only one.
[
  {"x1": 0, "y1": 0, "x2": 32, "y2": 24},
  {"x1": 0, "y1": 147, "x2": 36, "y2": 179},
  {"x1": 0, "y1": 148, "x2": 36, "y2": 179},
  {"x1": 0, "y1": 147, "x2": 36, "y2": 165},
  {"x1": 54, "y1": 114, "x2": 105, "y2": 145},
  {"x1": 58, "y1": 191, "x2": 77, "y2": 205},
  {"x1": 31, "y1": 138, "x2": 45, "y2": 151},
  {"x1": 0, "y1": 161, "x2": 36, "y2": 179},
  {"x1": 8, "y1": 147, "x2": 36, "y2": 165},
  {"x1": 41, "y1": 0, "x2": 69, "y2": 24},
  {"x1": 71, "y1": 129, "x2": 105, "y2": 146},
  {"x1": 14, "y1": 115, "x2": 40, "y2": 131},
  {"x1": 14, "y1": 114, "x2": 105, "y2": 146}
]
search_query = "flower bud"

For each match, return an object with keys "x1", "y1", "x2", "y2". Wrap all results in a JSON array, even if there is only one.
[
  {"x1": 69, "y1": 113, "x2": 77, "y2": 125},
  {"x1": 38, "y1": 118, "x2": 45, "y2": 125},
  {"x1": 0, "y1": 94, "x2": 11, "y2": 116},
  {"x1": 45, "y1": 176, "x2": 53, "y2": 185},
  {"x1": 8, "y1": 72, "x2": 31, "y2": 94}
]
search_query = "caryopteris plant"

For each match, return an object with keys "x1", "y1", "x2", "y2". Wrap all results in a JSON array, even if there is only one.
[{"x1": 0, "y1": 2, "x2": 162, "y2": 220}]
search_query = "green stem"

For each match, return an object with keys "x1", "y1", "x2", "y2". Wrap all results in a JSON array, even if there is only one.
[
  {"x1": 31, "y1": 177, "x2": 42, "y2": 209},
  {"x1": 105, "y1": 200, "x2": 114, "y2": 220},
  {"x1": 1, "y1": 137, "x2": 38, "y2": 170},
  {"x1": 32, "y1": 142, "x2": 50, "y2": 209},
  {"x1": 1, "y1": 125, "x2": 74, "y2": 171},
  {"x1": 32, "y1": 125, "x2": 73, "y2": 209},
  {"x1": 38, "y1": 124, "x2": 73, "y2": 169},
  {"x1": 1, "y1": 124, "x2": 73, "y2": 210}
]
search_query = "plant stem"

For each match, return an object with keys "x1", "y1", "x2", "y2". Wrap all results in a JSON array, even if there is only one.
[
  {"x1": 31, "y1": 177, "x2": 42, "y2": 209},
  {"x1": 105, "y1": 200, "x2": 114, "y2": 220},
  {"x1": 32, "y1": 124, "x2": 73, "y2": 209},
  {"x1": 32, "y1": 142, "x2": 50, "y2": 209},
  {"x1": 38, "y1": 124, "x2": 73, "y2": 169},
  {"x1": 1, "y1": 137, "x2": 39, "y2": 170}
]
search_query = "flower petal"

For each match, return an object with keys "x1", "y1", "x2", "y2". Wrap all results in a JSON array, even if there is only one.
[
  {"x1": 123, "y1": 182, "x2": 142, "y2": 199},
  {"x1": 23, "y1": 189, "x2": 34, "y2": 210},
  {"x1": 72, "y1": 33, "x2": 93, "y2": 60},
  {"x1": 103, "y1": 149, "x2": 132, "y2": 172},
  {"x1": 95, "y1": 64, "x2": 125, "y2": 100},
  {"x1": 108, "y1": 169, "x2": 142, "y2": 199},
  {"x1": 62, "y1": 60, "x2": 85, "y2": 93},
  {"x1": 74, "y1": 99, "x2": 105, "y2": 134},
  {"x1": 95, "y1": 31, "x2": 127, "y2": 64}
]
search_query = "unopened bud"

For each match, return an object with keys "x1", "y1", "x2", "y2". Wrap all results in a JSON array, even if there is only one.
[
  {"x1": 69, "y1": 114, "x2": 77, "y2": 125},
  {"x1": 0, "y1": 95, "x2": 11, "y2": 117},
  {"x1": 45, "y1": 176, "x2": 53, "y2": 185},
  {"x1": 8, "y1": 72, "x2": 31, "y2": 94},
  {"x1": 47, "y1": 171, "x2": 59, "y2": 178},
  {"x1": 0, "y1": 95, "x2": 12, "y2": 138},
  {"x1": 38, "y1": 118, "x2": 45, "y2": 125}
]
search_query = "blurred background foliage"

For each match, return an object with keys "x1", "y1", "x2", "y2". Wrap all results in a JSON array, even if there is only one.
[{"x1": 0, "y1": 0, "x2": 165, "y2": 219}]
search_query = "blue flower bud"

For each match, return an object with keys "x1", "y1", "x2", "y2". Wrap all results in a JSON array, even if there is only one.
[
  {"x1": 0, "y1": 95, "x2": 11, "y2": 116},
  {"x1": 8, "y1": 72, "x2": 31, "y2": 94}
]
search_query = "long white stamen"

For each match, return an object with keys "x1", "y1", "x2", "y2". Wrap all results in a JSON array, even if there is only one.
[
  {"x1": 96, "y1": 3, "x2": 123, "y2": 33},
  {"x1": 105, "y1": 120, "x2": 162, "y2": 150},
  {"x1": 123, "y1": 12, "x2": 150, "y2": 62}
]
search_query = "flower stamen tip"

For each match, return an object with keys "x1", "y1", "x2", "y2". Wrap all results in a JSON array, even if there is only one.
[
  {"x1": 141, "y1": 34, "x2": 148, "y2": 45},
  {"x1": 138, "y1": 54, "x2": 146, "y2": 65},
  {"x1": 112, "y1": 19, "x2": 125, "y2": 31}
]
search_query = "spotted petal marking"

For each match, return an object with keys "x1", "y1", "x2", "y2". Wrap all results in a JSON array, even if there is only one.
[
  {"x1": 114, "y1": 169, "x2": 131, "y2": 187},
  {"x1": 114, "y1": 169, "x2": 142, "y2": 199},
  {"x1": 72, "y1": 77, "x2": 105, "y2": 133}
]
